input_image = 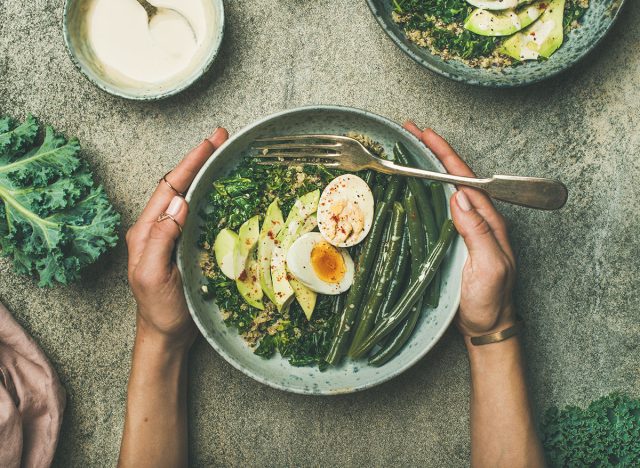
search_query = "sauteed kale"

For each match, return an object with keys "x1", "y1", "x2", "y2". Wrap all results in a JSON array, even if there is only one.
[{"x1": 200, "y1": 157, "x2": 339, "y2": 369}]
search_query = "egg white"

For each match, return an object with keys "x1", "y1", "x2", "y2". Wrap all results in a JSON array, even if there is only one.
[
  {"x1": 317, "y1": 174, "x2": 374, "y2": 247},
  {"x1": 286, "y1": 232, "x2": 354, "y2": 295}
]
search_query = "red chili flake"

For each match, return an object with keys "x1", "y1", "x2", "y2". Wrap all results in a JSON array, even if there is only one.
[
  {"x1": 238, "y1": 270, "x2": 248, "y2": 281},
  {"x1": 268, "y1": 230, "x2": 275, "y2": 239}
]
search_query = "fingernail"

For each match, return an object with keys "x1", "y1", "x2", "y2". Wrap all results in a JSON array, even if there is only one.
[
  {"x1": 166, "y1": 196, "x2": 183, "y2": 216},
  {"x1": 209, "y1": 127, "x2": 221, "y2": 138},
  {"x1": 457, "y1": 190, "x2": 472, "y2": 212}
]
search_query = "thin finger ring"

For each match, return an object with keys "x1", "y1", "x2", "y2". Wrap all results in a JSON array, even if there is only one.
[
  {"x1": 157, "y1": 212, "x2": 183, "y2": 234},
  {"x1": 159, "y1": 172, "x2": 185, "y2": 197}
]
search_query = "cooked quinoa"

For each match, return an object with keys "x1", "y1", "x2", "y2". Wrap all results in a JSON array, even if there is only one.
[{"x1": 392, "y1": 0, "x2": 590, "y2": 69}]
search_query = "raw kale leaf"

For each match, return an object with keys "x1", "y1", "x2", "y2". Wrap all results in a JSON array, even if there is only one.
[
  {"x1": 0, "y1": 115, "x2": 120, "y2": 286},
  {"x1": 541, "y1": 393, "x2": 640, "y2": 467}
]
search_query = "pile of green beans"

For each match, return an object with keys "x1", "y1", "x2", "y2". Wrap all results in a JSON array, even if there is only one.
[
  {"x1": 368, "y1": 190, "x2": 426, "y2": 365},
  {"x1": 325, "y1": 142, "x2": 456, "y2": 367},
  {"x1": 348, "y1": 202, "x2": 406, "y2": 355},
  {"x1": 351, "y1": 220, "x2": 457, "y2": 359},
  {"x1": 325, "y1": 176, "x2": 404, "y2": 365},
  {"x1": 394, "y1": 142, "x2": 441, "y2": 308}
]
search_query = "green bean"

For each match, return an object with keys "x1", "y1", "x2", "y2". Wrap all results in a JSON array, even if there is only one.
[
  {"x1": 325, "y1": 177, "x2": 404, "y2": 365},
  {"x1": 361, "y1": 170, "x2": 376, "y2": 188},
  {"x1": 403, "y1": 190, "x2": 427, "y2": 269},
  {"x1": 350, "y1": 220, "x2": 457, "y2": 359},
  {"x1": 329, "y1": 292, "x2": 346, "y2": 331},
  {"x1": 372, "y1": 184, "x2": 385, "y2": 203},
  {"x1": 369, "y1": 298, "x2": 423, "y2": 366},
  {"x1": 353, "y1": 212, "x2": 393, "y2": 330},
  {"x1": 368, "y1": 190, "x2": 429, "y2": 364},
  {"x1": 430, "y1": 182, "x2": 447, "y2": 227},
  {"x1": 374, "y1": 230, "x2": 410, "y2": 324},
  {"x1": 394, "y1": 142, "x2": 440, "y2": 308},
  {"x1": 348, "y1": 202, "x2": 406, "y2": 356},
  {"x1": 428, "y1": 182, "x2": 447, "y2": 308},
  {"x1": 394, "y1": 142, "x2": 439, "y2": 248}
]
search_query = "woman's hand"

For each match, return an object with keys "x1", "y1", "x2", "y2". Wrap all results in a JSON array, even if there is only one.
[
  {"x1": 403, "y1": 122, "x2": 516, "y2": 337},
  {"x1": 405, "y1": 123, "x2": 544, "y2": 468},
  {"x1": 126, "y1": 127, "x2": 229, "y2": 349}
]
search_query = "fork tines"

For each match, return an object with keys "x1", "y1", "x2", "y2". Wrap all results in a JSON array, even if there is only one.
[{"x1": 252, "y1": 134, "x2": 344, "y2": 167}]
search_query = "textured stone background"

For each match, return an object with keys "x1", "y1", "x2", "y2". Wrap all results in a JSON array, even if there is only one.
[{"x1": 1, "y1": 0, "x2": 639, "y2": 466}]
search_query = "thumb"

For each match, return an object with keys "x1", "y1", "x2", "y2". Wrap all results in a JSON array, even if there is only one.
[
  {"x1": 451, "y1": 190, "x2": 502, "y2": 258},
  {"x1": 141, "y1": 196, "x2": 189, "y2": 270}
]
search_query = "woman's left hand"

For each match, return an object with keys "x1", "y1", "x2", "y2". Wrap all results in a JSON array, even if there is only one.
[{"x1": 126, "y1": 127, "x2": 229, "y2": 349}]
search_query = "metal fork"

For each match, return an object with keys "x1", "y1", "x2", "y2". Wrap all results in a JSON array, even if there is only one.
[{"x1": 253, "y1": 134, "x2": 568, "y2": 211}]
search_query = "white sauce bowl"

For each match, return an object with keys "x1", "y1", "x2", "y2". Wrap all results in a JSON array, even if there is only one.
[{"x1": 63, "y1": 0, "x2": 224, "y2": 100}]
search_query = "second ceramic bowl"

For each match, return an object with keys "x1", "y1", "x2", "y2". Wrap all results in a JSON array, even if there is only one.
[{"x1": 366, "y1": 0, "x2": 626, "y2": 87}]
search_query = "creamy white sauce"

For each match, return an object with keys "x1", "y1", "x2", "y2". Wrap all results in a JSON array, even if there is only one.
[{"x1": 85, "y1": 0, "x2": 208, "y2": 85}]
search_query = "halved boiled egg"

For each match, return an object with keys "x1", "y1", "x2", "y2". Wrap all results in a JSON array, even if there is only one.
[
  {"x1": 317, "y1": 174, "x2": 374, "y2": 247},
  {"x1": 286, "y1": 232, "x2": 354, "y2": 295}
]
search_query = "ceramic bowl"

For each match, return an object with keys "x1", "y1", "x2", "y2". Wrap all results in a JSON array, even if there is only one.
[
  {"x1": 366, "y1": 0, "x2": 626, "y2": 87},
  {"x1": 62, "y1": 0, "x2": 224, "y2": 100},
  {"x1": 177, "y1": 106, "x2": 467, "y2": 395}
]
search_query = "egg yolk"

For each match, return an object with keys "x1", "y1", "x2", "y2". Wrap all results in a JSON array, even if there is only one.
[{"x1": 310, "y1": 242, "x2": 346, "y2": 284}]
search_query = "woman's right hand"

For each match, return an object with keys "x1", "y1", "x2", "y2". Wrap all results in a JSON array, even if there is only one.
[{"x1": 404, "y1": 122, "x2": 516, "y2": 337}]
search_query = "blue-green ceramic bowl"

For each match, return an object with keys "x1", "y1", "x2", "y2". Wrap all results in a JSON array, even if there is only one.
[
  {"x1": 62, "y1": 0, "x2": 224, "y2": 100},
  {"x1": 178, "y1": 106, "x2": 467, "y2": 395},
  {"x1": 366, "y1": 0, "x2": 626, "y2": 87}
]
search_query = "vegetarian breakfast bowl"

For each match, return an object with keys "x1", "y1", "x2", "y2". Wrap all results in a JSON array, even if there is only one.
[
  {"x1": 178, "y1": 106, "x2": 466, "y2": 395},
  {"x1": 367, "y1": 0, "x2": 625, "y2": 87}
]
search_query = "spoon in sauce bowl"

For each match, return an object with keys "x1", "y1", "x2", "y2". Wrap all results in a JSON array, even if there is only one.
[{"x1": 136, "y1": 0, "x2": 197, "y2": 45}]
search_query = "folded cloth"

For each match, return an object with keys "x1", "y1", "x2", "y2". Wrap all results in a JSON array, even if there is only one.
[{"x1": 0, "y1": 302, "x2": 65, "y2": 468}]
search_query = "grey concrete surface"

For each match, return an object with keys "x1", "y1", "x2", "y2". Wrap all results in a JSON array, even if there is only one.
[{"x1": 1, "y1": 0, "x2": 639, "y2": 466}]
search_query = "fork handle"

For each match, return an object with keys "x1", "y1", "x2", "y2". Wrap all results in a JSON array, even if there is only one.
[{"x1": 375, "y1": 160, "x2": 568, "y2": 211}]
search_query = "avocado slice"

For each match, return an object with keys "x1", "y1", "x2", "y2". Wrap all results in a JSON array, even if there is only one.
[
  {"x1": 300, "y1": 212, "x2": 318, "y2": 234},
  {"x1": 466, "y1": 0, "x2": 532, "y2": 11},
  {"x1": 464, "y1": 2, "x2": 546, "y2": 36},
  {"x1": 237, "y1": 215, "x2": 260, "y2": 266},
  {"x1": 214, "y1": 228, "x2": 241, "y2": 279},
  {"x1": 500, "y1": 0, "x2": 565, "y2": 60},
  {"x1": 271, "y1": 190, "x2": 320, "y2": 311},
  {"x1": 287, "y1": 213, "x2": 319, "y2": 319},
  {"x1": 289, "y1": 279, "x2": 317, "y2": 320},
  {"x1": 258, "y1": 199, "x2": 284, "y2": 304},
  {"x1": 236, "y1": 255, "x2": 265, "y2": 310},
  {"x1": 235, "y1": 216, "x2": 264, "y2": 309}
]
